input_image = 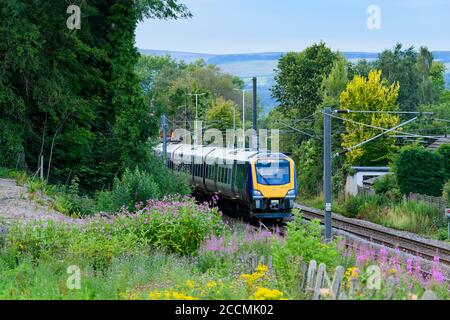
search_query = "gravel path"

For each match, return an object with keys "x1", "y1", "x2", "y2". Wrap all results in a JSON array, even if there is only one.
[{"x1": 0, "y1": 178, "x2": 74, "y2": 227}]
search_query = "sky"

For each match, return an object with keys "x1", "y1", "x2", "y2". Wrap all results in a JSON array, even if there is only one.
[{"x1": 135, "y1": 0, "x2": 450, "y2": 54}]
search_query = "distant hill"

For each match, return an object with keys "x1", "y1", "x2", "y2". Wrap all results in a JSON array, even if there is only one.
[{"x1": 139, "y1": 49, "x2": 450, "y2": 113}]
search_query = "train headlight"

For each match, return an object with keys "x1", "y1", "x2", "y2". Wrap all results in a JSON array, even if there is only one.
[
  {"x1": 253, "y1": 190, "x2": 263, "y2": 197},
  {"x1": 286, "y1": 189, "x2": 296, "y2": 198}
]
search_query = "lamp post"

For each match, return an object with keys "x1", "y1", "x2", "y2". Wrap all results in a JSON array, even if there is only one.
[
  {"x1": 234, "y1": 88, "x2": 249, "y2": 148},
  {"x1": 188, "y1": 93, "x2": 206, "y2": 145}
]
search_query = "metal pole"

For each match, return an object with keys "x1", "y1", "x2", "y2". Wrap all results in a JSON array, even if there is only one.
[
  {"x1": 252, "y1": 77, "x2": 258, "y2": 151},
  {"x1": 323, "y1": 107, "x2": 332, "y2": 241},
  {"x1": 233, "y1": 105, "x2": 236, "y2": 131},
  {"x1": 242, "y1": 90, "x2": 245, "y2": 148},
  {"x1": 195, "y1": 95, "x2": 198, "y2": 121},
  {"x1": 40, "y1": 155, "x2": 44, "y2": 180},
  {"x1": 162, "y1": 114, "x2": 167, "y2": 163}
]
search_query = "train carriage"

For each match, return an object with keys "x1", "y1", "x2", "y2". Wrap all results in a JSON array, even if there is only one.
[{"x1": 155, "y1": 142, "x2": 298, "y2": 219}]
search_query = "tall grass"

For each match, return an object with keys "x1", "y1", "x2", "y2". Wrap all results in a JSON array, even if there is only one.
[{"x1": 379, "y1": 200, "x2": 444, "y2": 234}]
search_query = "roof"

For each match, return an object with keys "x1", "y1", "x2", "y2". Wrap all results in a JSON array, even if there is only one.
[
  {"x1": 427, "y1": 136, "x2": 450, "y2": 150},
  {"x1": 154, "y1": 143, "x2": 290, "y2": 164},
  {"x1": 351, "y1": 166, "x2": 390, "y2": 172}
]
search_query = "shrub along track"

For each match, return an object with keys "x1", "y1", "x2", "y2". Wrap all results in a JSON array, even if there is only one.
[{"x1": 295, "y1": 203, "x2": 450, "y2": 267}]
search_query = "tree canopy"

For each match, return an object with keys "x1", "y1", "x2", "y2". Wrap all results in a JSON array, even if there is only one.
[
  {"x1": 0, "y1": 0, "x2": 190, "y2": 189},
  {"x1": 340, "y1": 70, "x2": 400, "y2": 166}
]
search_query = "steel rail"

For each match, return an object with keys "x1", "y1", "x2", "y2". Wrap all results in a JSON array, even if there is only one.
[{"x1": 295, "y1": 204, "x2": 450, "y2": 266}]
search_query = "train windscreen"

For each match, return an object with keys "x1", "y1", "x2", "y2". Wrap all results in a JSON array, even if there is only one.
[{"x1": 255, "y1": 160, "x2": 290, "y2": 185}]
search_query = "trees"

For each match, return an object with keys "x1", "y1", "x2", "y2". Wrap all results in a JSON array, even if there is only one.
[
  {"x1": 416, "y1": 46, "x2": 434, "y2": 105},
  {"x1": 320, "y1": 54, "x2": 351, "y2": 106},
  {"x1": 272, "y1": 42, "x2": 337, "y2": 120},
  {"x1": 429, "y1": 61, "x2": 447, "y2": 103},
  {"x1": 377, "y1": 43, "x2": 421, "y2": 113},
  {"x1": 137, "y1": 56, "x2": 245, "y2": 128},
  {"x1": 394, "y1": 146, "x2": 446, "y2": 197},
  {"x1": 206, "y1": 98, "x2": 240, "y2": 133},
  {"x1": 437, "y1": 144, "x2": 450, "y2": 180},
  {"x1": 0, "y1": 0, "x2": 191, "y2": 188},
  {"x1": 340, "y1": 70, "x2": 400, "y2": 166}
]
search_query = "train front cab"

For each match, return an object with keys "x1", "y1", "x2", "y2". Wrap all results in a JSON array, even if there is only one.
[{"x1": 249, "y1": 155, "x2": 297, "y2": 219}]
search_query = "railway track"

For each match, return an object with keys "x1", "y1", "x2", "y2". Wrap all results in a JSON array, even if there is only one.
[{"x1": 295, "y1": 203, "x2": 450, "y2": 266}]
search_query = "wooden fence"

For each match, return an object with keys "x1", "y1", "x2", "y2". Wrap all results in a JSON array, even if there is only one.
[
  {"x1": 407, "y1": 193, "x2": 447, "y2": 213},
  {"x1": 248, "y1": 256, "x2": 437, "y2": 300}
]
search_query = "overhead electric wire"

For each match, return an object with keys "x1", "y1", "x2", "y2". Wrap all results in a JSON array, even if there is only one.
[
  {"x1": 324, "y1": 111, "x2": 436, "y2": 139},
  {"x1": 335, "y1": 109, "x2": 434, "y2": 115},
  {"x1": 272, "y1": 119, "x2": 318, "y2": 139}
]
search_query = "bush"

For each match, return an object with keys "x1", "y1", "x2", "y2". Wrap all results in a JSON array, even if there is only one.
[
  {"x1": 437, "y1": 144, "x2": 450, "y2": 179},
  {"x1": 104, "y1": 167, "x2": 161, "y2": 212},
  {"x1": 380, "y1": 200, "x2": 444, "y2": 234},
  {"x1": 294, "y1": 140, "x2": 322, "y2": 196},
  {"x1": 271, "y1": 212, "x2": 339, "y2": 297},
  {"x1": 394, "y1": 145, "x2": 446, "y2": 197},
  {"x1": 373, "y1": 174, "x2": 401, "y2": 201},
  {"x1": 343, "y1": 194, "x2": 387, "y2": 218},
  {"x1": 4, "y1": 197, "x2": 224, "y2": 266},
  {"x1": 443, "y1": 180, "x2": 450, "y2": 204},
  {"x1": 142, "y1": 154, "x2": 191, "y2": 197},
  {"x1": 96, "y1": 159, "x2": 191, "y2": 212}
]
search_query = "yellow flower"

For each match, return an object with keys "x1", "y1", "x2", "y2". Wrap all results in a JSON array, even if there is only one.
[
  {"x1": 207, "y1": 280, "x2": 217, "y2": 289},
  {"x1": 255, "y1": 264, "x2": 268, "y2": 274},
  {"x1": 148, "y1": 291, "x2": 162, "y2": 300},
  {"x1": 148, "y1": 290, "x2": 198, "y2": 300},
  {"x1": 120, "y1": 291, "x2": 139, "y2": 300},
  {"x1": 388, "y1": 268, "x2": 397, "y2": 275},
  {"x1": 172, "y1": 291, "x2": 197, "y2": 300},
  {"x1": 186, "y1": 280, "x2": 195, "y2": 289},
  {"x1": 344, "y1": 267, "x2": 359, "y2": 288},
  {"x1": 241, "y1": 264, "x2": 268, "y2": 286},
  {"x1": 252, "y1": 287, "x2": 285, "y2": 300}
]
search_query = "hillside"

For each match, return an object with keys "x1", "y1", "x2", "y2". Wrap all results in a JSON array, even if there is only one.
[{"x1": 139, "y1": 49, "x2": 450, "y2": 113}]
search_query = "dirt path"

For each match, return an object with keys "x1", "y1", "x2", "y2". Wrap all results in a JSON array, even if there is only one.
[{"x1": 0, "y1": 178, "x2": 74, "y2": 226}]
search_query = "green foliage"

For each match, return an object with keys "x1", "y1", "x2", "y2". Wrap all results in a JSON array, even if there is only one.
[
  {"x1": 272, "y1": 42, "x2": 337, "y2": 120},
  {"x1": 343, "y1": 194, "x2": 387, "y2": 219},
  {"x1": 321, "y1": 53, "x2": 350, "y2": 105},
  {"x1": 340, "y1": 70, "x2": 400, "y2": 165},
  {"x1": 407, "y1": 103, "x2": 450, "y2": 136},
  {"x1": 442, "y1": 180, "x2": 450, "y2": 204},
  {"x1": 381, "y1": 200, "x2": 444, "y2": 234},
  {"x1": 416, "y1": 46, "x2": 435, "y2": 105},
  {"x1": 96, "y1": 160, "x2": 191, "y2": 212},
  {"x1": 339, "y1": 194, "x2": 443, "y2": 234},
  {"x1": 206, "y1": 97, "x2": 240, "y2": 133},
  {"x1": 373, "y1": 174, "x2": 401, "y2": 201},
  {"x1": 377, "y1": 43, "x2": 421, "y2": 112},
  {"x1": 271, "y1": 212, "x2": 339, "y2": 296},
  {"x1": 429, "y1": 61, "x2": 447, "y2": 103},
  {"x1": 4, "y1": 197, "x2": 223, "y2": 265},
  {"x1": 394, "y1": 145, "x2": 446, "y2": 197},
  {"x1": 138, "y1": 56, "x2": 246, "y2": 126},
  {"x1": 436, "y1": 144, "x2": 450, "y2": 179},
  {"x1": 106, "y1": 168, "x2": 161, "y2": 212},
  {"x1": 0, "y1": 0, "x2": 190, "y2": 190},
  {"x1": 294, "y1": 140, "x2": 322, "y2": 196},
  {"x1": 349, "y1": 59, "x2": 376, "y2": 78}
]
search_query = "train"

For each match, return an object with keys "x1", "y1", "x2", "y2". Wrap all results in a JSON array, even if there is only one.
[{"x1": 154, "y1": 142, "x2": 298, "y2": 219}]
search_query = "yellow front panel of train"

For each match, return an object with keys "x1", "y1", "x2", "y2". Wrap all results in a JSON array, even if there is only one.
[{"x1": 250, "y1": 158, "x2": 295, "y2": 198}]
